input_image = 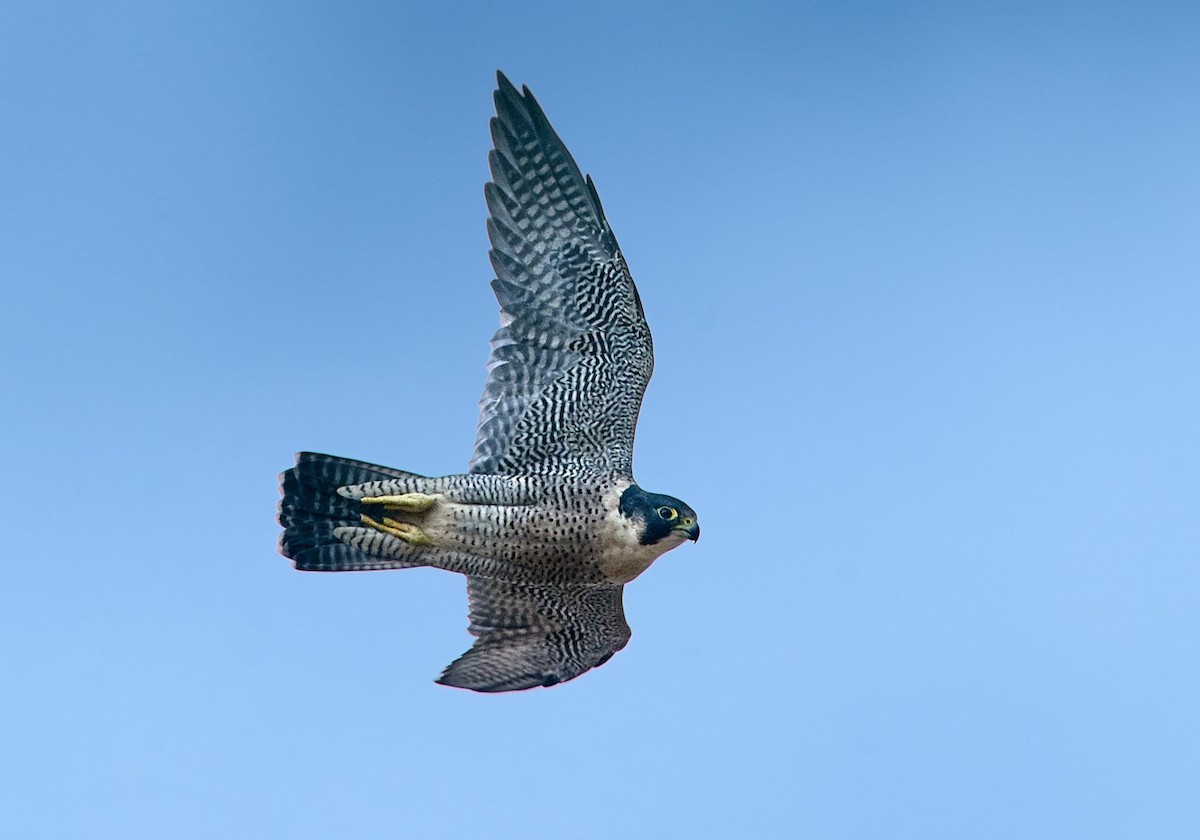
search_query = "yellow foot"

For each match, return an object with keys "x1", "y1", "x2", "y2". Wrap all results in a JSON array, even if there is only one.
[
  {"x1": 360, "y1": 493, "x2": 438, "y2": 514},
  {"x1": 360, "y1": 514, "x2": 434, "y2": 546}
]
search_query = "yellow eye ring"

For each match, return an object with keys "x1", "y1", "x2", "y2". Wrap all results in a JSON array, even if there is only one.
[{"x1": 657, "y1": 506, "x2": 678, "y2": 520}]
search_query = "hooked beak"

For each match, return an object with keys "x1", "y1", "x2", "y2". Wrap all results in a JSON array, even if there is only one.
[{"x1": 674, "y1": 521, "x2": 700, "y2": 543}]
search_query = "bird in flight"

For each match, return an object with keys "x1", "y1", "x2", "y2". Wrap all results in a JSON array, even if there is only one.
[{"x1": 278, "y1": 72, "x2": 698, "y2": 692}]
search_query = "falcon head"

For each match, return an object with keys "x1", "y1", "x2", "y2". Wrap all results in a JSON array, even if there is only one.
[{"x1": 620, "y1": 486, "x2": 700, "y2": 545}]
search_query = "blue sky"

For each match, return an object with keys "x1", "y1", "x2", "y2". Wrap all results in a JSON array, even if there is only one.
[{"x1": 3, "y1": 2, "x2": 1198, "y2": 837}]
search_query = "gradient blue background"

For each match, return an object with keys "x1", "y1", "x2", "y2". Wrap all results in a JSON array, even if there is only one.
[{"x1": 3, "y1": 2, "x2": 1198, "y2": 837}]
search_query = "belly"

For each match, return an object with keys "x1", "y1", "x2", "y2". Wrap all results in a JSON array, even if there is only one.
[{"x1": 422, "y1": 499, "x2": 607, "y2": 579}]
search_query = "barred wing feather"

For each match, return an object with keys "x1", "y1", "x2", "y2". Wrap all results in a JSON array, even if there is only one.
[
  {"x1": 469, "y1": 73, "x2": 654, "y2": 478},
  {"x1": 437, "y1": 577, "x2": 631, "y2": 692}
]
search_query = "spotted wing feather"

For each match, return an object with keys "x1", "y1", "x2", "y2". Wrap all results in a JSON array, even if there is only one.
[
  {"x1": 436, "y1": 577, "x2": 631, "y2": 691},
  {"x1": 469, "y1": 72, "x2": 654, "y2": 478}
]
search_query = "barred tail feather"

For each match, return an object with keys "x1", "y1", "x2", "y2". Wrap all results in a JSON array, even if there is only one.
[{"x1": 277, "y1": 452, "x2": 426, "y2": 572}]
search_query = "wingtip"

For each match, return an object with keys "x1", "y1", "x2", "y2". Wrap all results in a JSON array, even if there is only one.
[
  {"x1": 433, "y1": 671, "x2": 557, "y2": 693},
  {"x1": 434, "y1": 673, "x2": 465, "y2": 690},
  {"x1": 434, "y1": 667, "x2": 504, "y2": 693},
  {"x1": 495, "y1": 69, "x2": 517, "y2": 94},
  {"x1": 494, "y1": 71, "x2": 545, "y2": 115}
]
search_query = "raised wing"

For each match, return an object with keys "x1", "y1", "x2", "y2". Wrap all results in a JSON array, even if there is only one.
[
  {"x1": 436, "y1": 577, "x2": 631, "y2": 692},
  {"x1": 469, "y1": 72, "x2": 654, "y2": 478}
]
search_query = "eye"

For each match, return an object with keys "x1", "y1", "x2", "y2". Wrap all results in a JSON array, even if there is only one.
[{"x1": 657, "y1": 506, "x2": 678, "y2": 520}]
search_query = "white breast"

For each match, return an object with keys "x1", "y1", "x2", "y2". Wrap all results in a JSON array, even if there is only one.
[{"x1": 595, "y1": 481, "x2": 684, "y2": 584}]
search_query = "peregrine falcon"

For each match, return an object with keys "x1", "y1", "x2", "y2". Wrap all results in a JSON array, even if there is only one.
[{"x1": 278, "y1": 72, "x2": 699, "y2": 692}]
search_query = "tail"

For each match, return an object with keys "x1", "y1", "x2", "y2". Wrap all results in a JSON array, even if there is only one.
[{"x1": 277, "y1": 452, "x2": 427, "y2": 572}]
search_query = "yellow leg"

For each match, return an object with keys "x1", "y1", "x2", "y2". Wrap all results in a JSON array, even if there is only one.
[
  {"x1": 360, "y1": 514, "x2": 434, "y2": 546},
  {"x1": 360, "y1": 493, "x2": 438, "y2": 513}
]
